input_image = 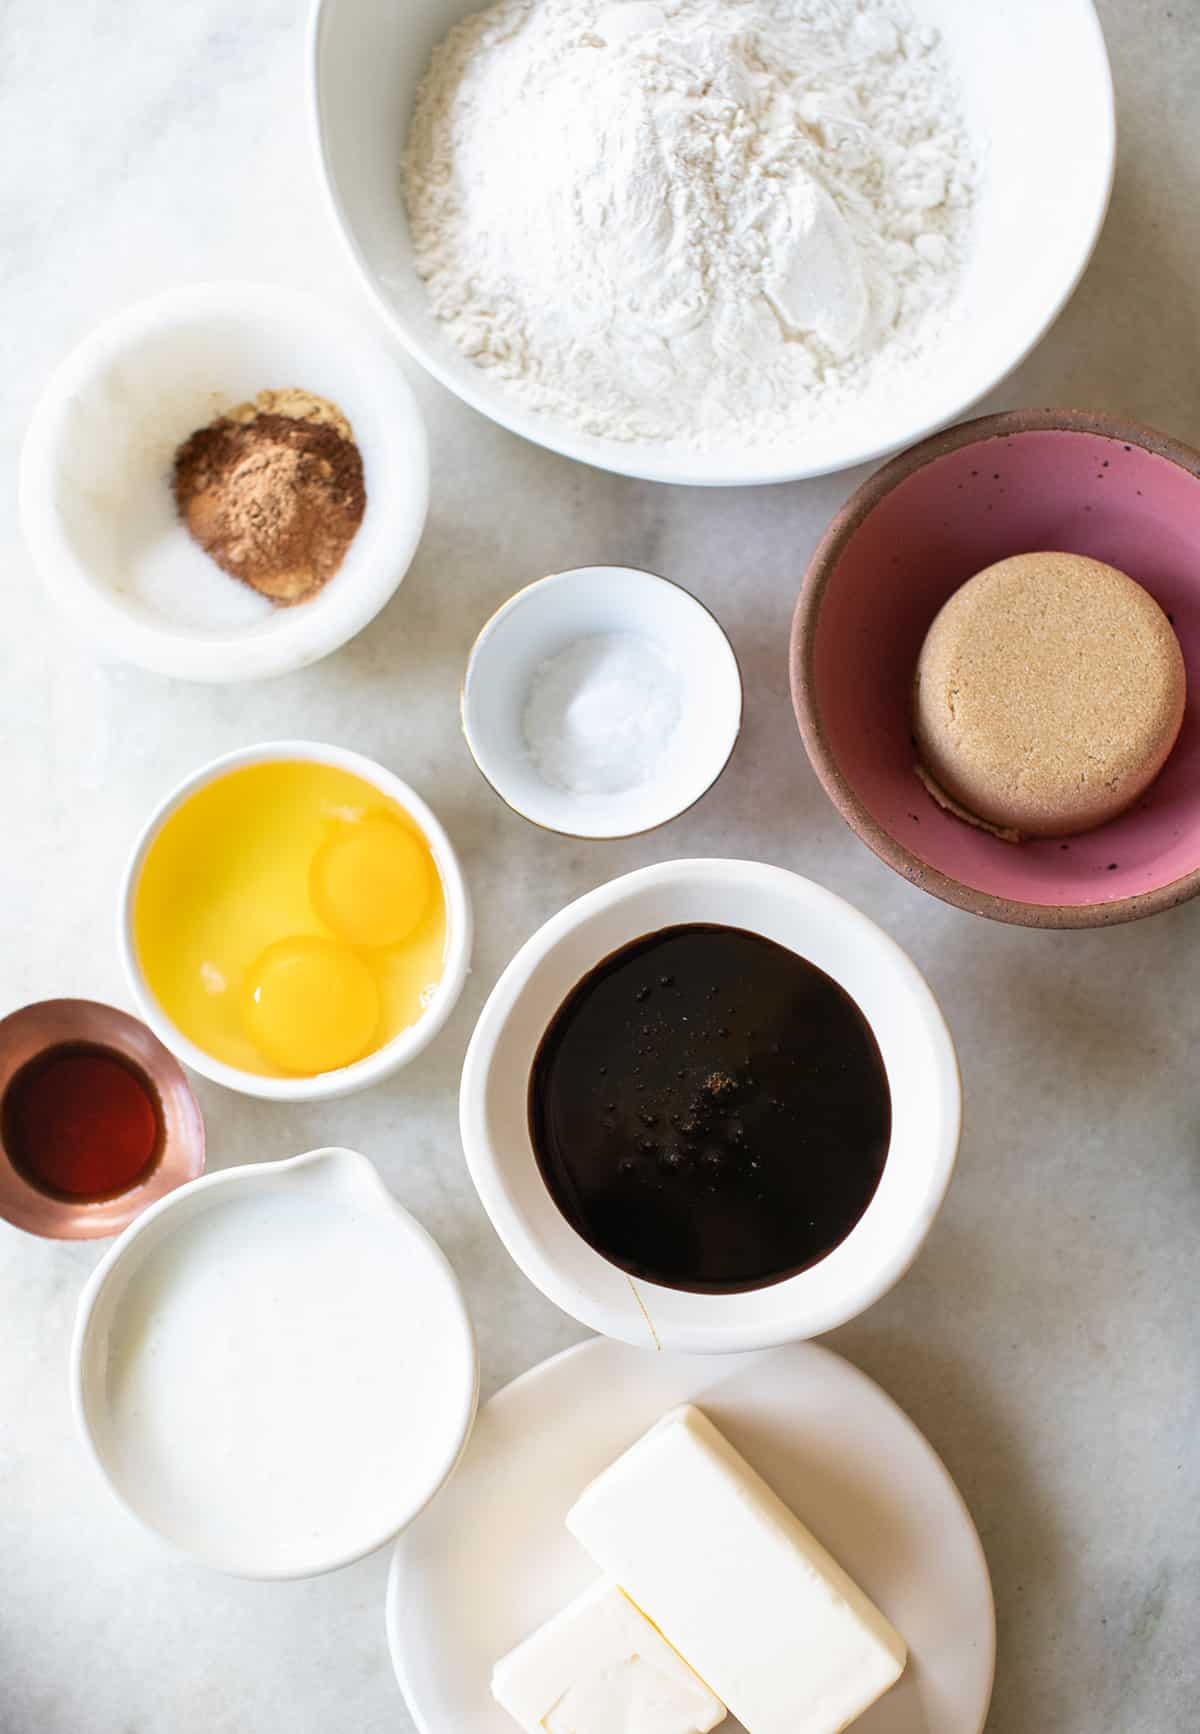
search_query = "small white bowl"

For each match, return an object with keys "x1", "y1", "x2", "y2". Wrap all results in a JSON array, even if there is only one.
[
  {"x1": 460, "y1": 859, "x2": 961, "y2": 1353},
  {"x1": 72, "y1": 1147, "x2": 478, "y2": 1579},
  {"x1": 310, "y1": 0, "x2": 1113, "y2": 485},
  {"x1": 120, "y1": 740, "x2": 472, "y2": 1101},
  {"x1": 20, "y1": 282, "x2": 429, "y2": 681},
  {"x1": 462, "y1": 567, "x2": 742, "y2": 838}
]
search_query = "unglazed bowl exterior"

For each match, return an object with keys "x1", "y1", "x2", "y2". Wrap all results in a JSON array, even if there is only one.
[{"x1": 790, "y1": 409, "x2": 1200, "y2": 928}]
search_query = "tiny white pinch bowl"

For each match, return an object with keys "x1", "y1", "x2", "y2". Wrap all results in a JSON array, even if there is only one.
[
  {"x1": 460, "y1": 859, "x2": 961, "y2": 1353},
  {"x1": 310, "y1": 0, "x2": 1113, "y2": 485},
  {"x1": 20, "y1": 282, "x2": 429, "y2": 681},
  {"x1": 120, "y1": 740, "x2": 472, "y2": 1102},
  {"x1": 462, "y1": 567, "x2": 742, "y2": 838},
  {"x1": 71, "y1": 1148, "x2": 479, "y2": 1580}
]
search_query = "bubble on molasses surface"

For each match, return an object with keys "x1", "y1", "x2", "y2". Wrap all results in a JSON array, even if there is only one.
[{"x1": 528, "y1": 923, "x2": 890, "y2": 1293}]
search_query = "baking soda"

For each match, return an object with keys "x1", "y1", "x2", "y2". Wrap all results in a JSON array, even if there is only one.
[{"x1": 522, "y1": 634, "x2": 682, "y2": 795}]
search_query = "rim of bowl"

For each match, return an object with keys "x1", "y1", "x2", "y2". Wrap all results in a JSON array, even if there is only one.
[
  {"x1": 790, "y1": 406, "x2": 1200, "y2": 930},
  {"x1": 18, "y1": 280, "x2": 430, "y2": 682},
  {"x1": 459, "y1": 858, "x2": 962, "y2": 1352},
  {"x1": 119, "y1": 741, "x2": 473, "y2": 1100},
  {"x1": 0, "y1": 997, "x2": 206, "y2": 1240},
  {"x1": 306, "y1": 0, "x2": 1115, "y2": 487},
  {"x1": 70, "y1": 1147, "x2": 480, "y2": 1580},
  {"x1": 460, "y1": 567, "x2": 744, "y2": 840}
]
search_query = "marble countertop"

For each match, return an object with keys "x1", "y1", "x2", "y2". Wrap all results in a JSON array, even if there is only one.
[{"x1": 1, "y1": 1, "x2": 1197, "y2": 1729}]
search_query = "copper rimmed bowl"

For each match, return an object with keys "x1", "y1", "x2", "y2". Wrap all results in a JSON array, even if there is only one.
[
  {"x1": 0, "y1": 999, "x2": 205, "y2": 1239},
  {"x1": 790, "y1": 409, "x2": 1200, "y2": 929}
]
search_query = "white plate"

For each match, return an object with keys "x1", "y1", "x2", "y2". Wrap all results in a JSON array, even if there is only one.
[{"x1": 388, "y1": 1337, "x2": 995, "y2": 1733}]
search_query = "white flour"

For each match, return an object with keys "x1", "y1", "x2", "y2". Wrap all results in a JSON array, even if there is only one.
[{"x1": 404, "y1": 0, "x2": 976, "y2": 449}]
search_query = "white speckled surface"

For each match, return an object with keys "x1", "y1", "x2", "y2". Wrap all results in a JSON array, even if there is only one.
[{"x1": 0, "y1": 2, "x2": 1197, "y2": 1729}]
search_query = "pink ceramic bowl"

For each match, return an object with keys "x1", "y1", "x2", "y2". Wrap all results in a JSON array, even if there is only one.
[{"x1": 791, "y1": 409, "x2": 1200, "y2": 928}]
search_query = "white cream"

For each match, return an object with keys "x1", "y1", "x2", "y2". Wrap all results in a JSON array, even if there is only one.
[
  {"x1": 567, "y1": 1405, "x2": 907, "y2": 1734},
  {"x1": 88, "y1": 1151, "x2": 475, "y2": 1576}
]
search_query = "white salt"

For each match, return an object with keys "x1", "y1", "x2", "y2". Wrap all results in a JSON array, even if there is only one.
[{"x1": 522, "y1": 633, "x2": 682, "y2": 796}]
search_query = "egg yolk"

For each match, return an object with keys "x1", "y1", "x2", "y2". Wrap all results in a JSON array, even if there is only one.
[
  {"x1": 241, "y1": 935, "x2": 380, "y2": 1075},
  {"x1": 309, "y1": 816, "x2": 434, "y2": 949}
]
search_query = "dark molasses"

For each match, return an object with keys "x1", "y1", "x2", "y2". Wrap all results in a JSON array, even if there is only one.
[{"x1": 528, "y1": 924, "x2": 890, "y2": 1293}]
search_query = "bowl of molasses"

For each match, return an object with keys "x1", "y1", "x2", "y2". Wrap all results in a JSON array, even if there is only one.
[
  {"x1": 460, "y1": 859, "x2": 961, "y2": 1354},
  {"x1": 0, "y1": 999, "x2": 204, "y2": 1239}
]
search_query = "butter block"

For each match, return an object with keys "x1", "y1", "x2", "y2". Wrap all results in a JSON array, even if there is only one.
[
  {"x1": 566, "y1": 1405, "x2": 906, "y2": 1734},
  {"x1": 492, "y1": 1577, "x2": 726, "y2": 1734}
]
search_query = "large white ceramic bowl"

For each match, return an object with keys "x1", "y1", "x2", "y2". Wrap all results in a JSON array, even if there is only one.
[
  {"x1": 20, "y1": 282, "x2": 429, "y2": 680},
  {"x1": 460, "y1": 859, "x2": 961, "y2": 1352},
  {"x1": 120, "y1": 740, "x2": 472, "y2": 1102},
  {"x1": 310, "y1": 0, "x2": 1114, "y2": 486}
]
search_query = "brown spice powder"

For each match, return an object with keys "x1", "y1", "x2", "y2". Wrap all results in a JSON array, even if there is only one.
[{"x1": 173, "y1": 394, "x2": 366, "y2": 605}]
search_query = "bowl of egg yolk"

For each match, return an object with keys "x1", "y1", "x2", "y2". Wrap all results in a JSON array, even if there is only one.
[{"x1": 121, "y1": 743, "x2": 471, "y2": 1099}]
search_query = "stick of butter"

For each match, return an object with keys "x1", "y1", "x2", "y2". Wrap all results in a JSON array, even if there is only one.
[
  {"x1": 566, "y1": 1405, "x2": 906, "y2": 1734},
  {"x1": 492, "y1": 1577, "x2": 726, "y2": 1734}
]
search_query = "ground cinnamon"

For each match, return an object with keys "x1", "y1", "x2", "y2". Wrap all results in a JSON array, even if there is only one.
[{"x1": 173, "y1": 390, "x2": 366, "y2": 605}]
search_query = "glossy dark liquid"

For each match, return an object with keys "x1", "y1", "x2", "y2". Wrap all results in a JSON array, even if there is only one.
[
  {"x1": 529, "y1": 924, "x2": 891, "y2": 1293},
  {"x1": 2, "y1": 1042, "x2": 163, "y2": 1201}
]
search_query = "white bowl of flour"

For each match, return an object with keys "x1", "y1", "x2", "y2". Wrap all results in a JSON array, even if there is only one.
[
  {"x1": 462, "y1": 566, "x2": 742, "y2": 837},
  {"x1": 311, "y1": 0, "x2": 1112, "y2": 486}
]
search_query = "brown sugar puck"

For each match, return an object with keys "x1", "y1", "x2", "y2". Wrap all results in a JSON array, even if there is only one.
[{"x1": 913, "y1": 552, "x2": 1186, "y2": 839}]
